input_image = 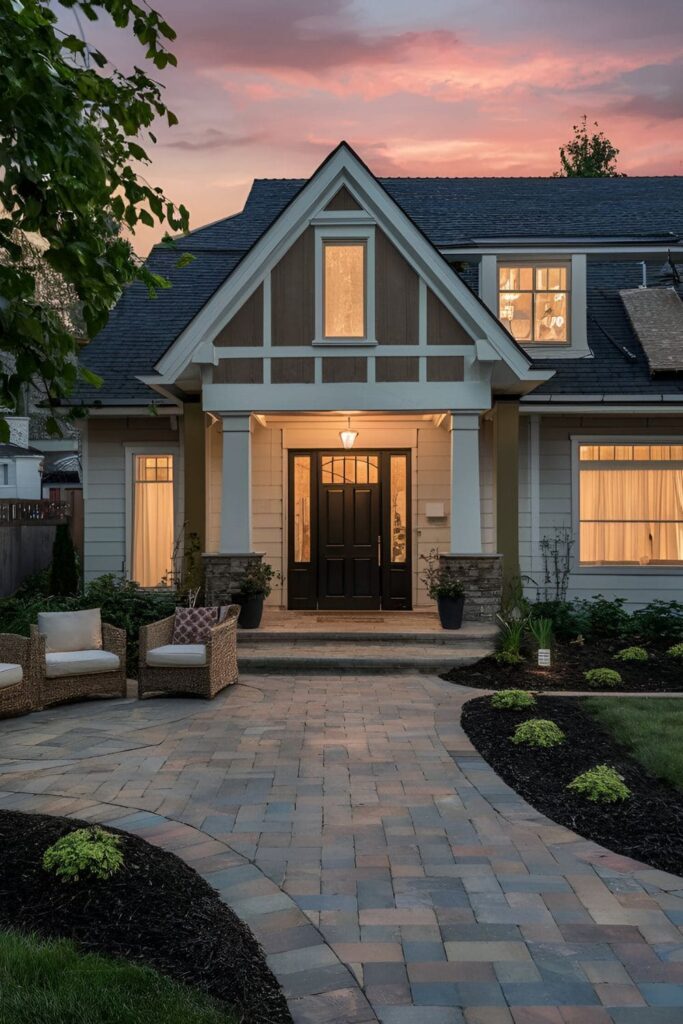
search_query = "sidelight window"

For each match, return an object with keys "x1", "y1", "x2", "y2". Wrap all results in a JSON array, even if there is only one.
[
  {"x1": 578, "y1": 443, "x2": 683, "y2": 566},
  {"x1": 293, "y1": 455, "x2": 311, "y2": 563},
  {"x1": 390, "y1": 455, "x2": 408, "y2": 563}
]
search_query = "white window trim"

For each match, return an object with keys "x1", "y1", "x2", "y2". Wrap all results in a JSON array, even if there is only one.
[
  {"x1": 482, "y1": 254, "x2": 589, "y2": 359},
  {"x1": 571, "y1": 434, "x2": 683, "y2": 575},
  {"x1": 313, "y1": 224, "x2": 376, "y2": 346},
  {"x1": 124, "y1": 443, "x2": 181, "y2": 587}
]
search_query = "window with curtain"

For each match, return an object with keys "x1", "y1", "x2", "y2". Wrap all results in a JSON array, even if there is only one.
[
  {"x1": 579, "y1": 444, "x2": 683, "y2": 565},
  {"x1": 323, "y1": 241, "x2": 365, "y2": 338},
  {"x1": 499, "y1": 264, "x2": 569, "y2": 344},
  {"x1": 132, "y1": 454, "x2": 175, "y2": 587}
]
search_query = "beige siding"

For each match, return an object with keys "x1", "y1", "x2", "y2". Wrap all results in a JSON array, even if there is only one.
[
  {"x1": 519, "y1": 414, "x2": 683, "y2": 607},
  {"x1": 84, "y1": 417, "x2": 180, "y2": 582}
]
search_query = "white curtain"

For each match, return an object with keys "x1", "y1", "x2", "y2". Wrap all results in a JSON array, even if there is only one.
[
  {"x1": 133, "y1": 479, "x2": 174, "y2": 586},
  {"x1": 580, "y1": 467, "x2": 683, "y2": 564}
]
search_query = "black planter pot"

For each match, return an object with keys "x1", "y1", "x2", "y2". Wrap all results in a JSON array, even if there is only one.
[
  {"x1": 437, "y1": 594, "x2": 465, "y2": 630},
  {"x1": 232, "y1": 592, "x2": 265, "y2": 629}
]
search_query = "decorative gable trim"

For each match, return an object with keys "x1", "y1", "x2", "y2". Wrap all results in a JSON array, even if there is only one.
[{"x1": 154, "y1": 142, "x2": 543, "y2": 385}]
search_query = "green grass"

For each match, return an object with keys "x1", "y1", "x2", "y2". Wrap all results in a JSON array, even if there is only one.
[
  {"x1": 583, "y1": 697, "x2": 683, "y2": 791},
  {"x1": 0, "y1": 931, "x2": 236, "y2": 1024}
]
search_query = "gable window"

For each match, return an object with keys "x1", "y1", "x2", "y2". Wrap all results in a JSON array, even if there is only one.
[
  {"x1": 499, "y1": 264, "x2": 569, "y2": 344},
  {"x1": 324, "y1": 241, "x2": 365, "y2": 338},
  {"x1": 132, "y1": 454, "x2": 175, "y2": 587},
  {"x1": 578, "y1": 443, "x2": 683, "y2": 566}
]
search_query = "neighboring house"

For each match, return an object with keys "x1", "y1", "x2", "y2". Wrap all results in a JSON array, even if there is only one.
[
  {"x1": 0, "y1": 417, "x2": 44, "y2": 500},
  {"x1": 73, "y1": 143, "x2": 683, "y2": 617}
]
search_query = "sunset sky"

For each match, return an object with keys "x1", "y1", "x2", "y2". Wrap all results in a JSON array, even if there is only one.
[{"x1": 83, "y1": 0, "x2": 683, "y2": 251}]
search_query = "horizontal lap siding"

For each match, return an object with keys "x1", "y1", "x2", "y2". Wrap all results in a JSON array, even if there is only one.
[
  {"x1": 84, "y1": 418, "x2": 180, "y2": 582},
  {"x1": 519, "y1": 414, "x2": 683, "y2": 608}
]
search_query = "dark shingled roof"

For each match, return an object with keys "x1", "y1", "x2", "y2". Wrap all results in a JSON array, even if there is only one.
[{"x1": 79, "y1": 174, "x2": 683, "y2": 405}]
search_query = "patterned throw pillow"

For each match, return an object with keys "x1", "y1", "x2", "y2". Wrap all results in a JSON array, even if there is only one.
[{"x1": 172, "y1": 607, "x2": 218, "y2": 644}]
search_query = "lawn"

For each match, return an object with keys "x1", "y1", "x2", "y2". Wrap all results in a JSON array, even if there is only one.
[
  {"x1": 0, "y1": 930, "x2": 236, "y2": 1024},
  {"x1": 584, "y1": 697, "x2": 683, "y2": 791}
]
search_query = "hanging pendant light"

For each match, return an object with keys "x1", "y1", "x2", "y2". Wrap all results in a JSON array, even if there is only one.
[{"x1": 339, "y1": 416, "x2": 358, "y2": 450}]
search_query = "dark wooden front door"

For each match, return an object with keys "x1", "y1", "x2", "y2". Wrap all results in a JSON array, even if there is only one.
[
  {"x1": 287, "y1": 450, "x2": 412, "y2": 611},
  {"x1": 318, "y1": 452, "x2": 381, "y2": 609}
]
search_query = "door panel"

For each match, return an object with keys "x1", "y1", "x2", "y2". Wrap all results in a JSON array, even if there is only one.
[{"x1": 318, "y1": 453, "x2": 381, "y2": 610}]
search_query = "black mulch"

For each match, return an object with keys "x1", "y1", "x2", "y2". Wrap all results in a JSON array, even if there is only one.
[
  {"x1": 461, "y1": 695, "x2": 683, "y2": 877},
  {"x1": 0, "y1": 810, "x2": 292, "y2": 1024},
  {"x1": 444, "y1": 639, "x2": 682, "y2": 692}
]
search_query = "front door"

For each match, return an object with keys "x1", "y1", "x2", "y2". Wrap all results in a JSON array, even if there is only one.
[
  {"x1": 287, "y1": 450, "x2": 412, "y2": 610},
  {"x1": 318, "y1": 452, "x2": 381, "y2": 609}
]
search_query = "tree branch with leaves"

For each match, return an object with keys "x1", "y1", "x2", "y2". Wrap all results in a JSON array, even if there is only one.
[
  {"x1": 0, "y1": 0, "x2": 191, "y2": 440},
  {"x1": 555, "y1": 115, "x2": 625, "y2": 178}
]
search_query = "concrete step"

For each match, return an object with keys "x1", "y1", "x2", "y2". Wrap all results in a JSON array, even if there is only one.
[
  {"x1": 237, "y1": 642, "x2": 492, "y2": 675},
  {"x1": 237, "y1": 624, "x2": 497, "y2": 648}
]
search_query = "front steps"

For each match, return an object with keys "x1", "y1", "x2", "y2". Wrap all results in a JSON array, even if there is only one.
[{"x1": 237, "y1": 623, "x2": 496, "y2": 675}]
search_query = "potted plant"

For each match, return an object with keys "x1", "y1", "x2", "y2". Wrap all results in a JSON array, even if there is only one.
[
  {"x1": 529, "y1": 616, "x2": 553, "y2": 667},
  {"x1": 420, "y1": 549, "x2": 465, "y2": 629},
  {"x1": 232, "y1": 561, "x2": 281, "y2": 629}
]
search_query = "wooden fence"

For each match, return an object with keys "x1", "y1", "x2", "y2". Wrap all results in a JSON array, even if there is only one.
[{"x1": 0, "y1": 499, "x2": 75, "y2": 598}]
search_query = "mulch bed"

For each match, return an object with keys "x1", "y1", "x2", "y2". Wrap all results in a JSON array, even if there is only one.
[
  {"x1": 461, "y1": 695, "x2": 683, "y2": 877},
  {"x1": 444, "y1": 639, "x2": 682, "y2": 692},
  {"x1": 0, "y1": 810, "x2": 292, "y2": 1024}
]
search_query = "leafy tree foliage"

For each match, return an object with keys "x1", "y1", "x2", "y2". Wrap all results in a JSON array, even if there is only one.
[
  {"x1": 0, "y1": 0, "x2": 190, "y2": 441},
  {"x1": 556, "y1": 115, "x2": 625, "y2": 178}
]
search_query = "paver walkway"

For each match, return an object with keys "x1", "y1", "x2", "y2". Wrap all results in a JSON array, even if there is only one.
[{"x1": 1, "y1": 674, "x2": 682, "y2": 1024}]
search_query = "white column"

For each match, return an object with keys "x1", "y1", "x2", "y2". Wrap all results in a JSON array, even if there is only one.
[
  {"x1": 219, "y1": 414, "x2": 252, "y2": 552},
  {"x1": 449, "y1": 413, "x2": 482, "y2": 554}
]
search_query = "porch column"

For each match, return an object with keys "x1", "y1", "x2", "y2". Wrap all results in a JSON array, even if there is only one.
[
  {"x1": 493, "y1": 400, "x2": 520, "y2": 589},
  {"x1": 219, "y1": 413, "x2": 252, "y2": 552},
  {"x1": 449, "y1": 412, "x2": 482, "y2": 554}
]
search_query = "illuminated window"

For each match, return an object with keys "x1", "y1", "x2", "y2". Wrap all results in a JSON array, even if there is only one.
[
  {"x1": 578, "y1": 443, "x2": 683, "y2": 566},
  {"x1": 321, "y1": 454, "x2": 379, "y2": 485},
  {"x1": 132, "y1": 455, "x2": 175, "y2": 587},
  {"x1": 293, "y1": 455, "x2": 311, "y2": 563},
  {"x1": 324, "y1": 241, "x2": 365, "y2": 338},
  {"x1": 499, "y1": 264, "x2": 569, "y2": 344},
  {"x1": 390, "y1": 455, "x2": 407, "y2": 563}
]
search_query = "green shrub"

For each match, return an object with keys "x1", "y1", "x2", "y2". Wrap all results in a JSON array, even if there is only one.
[
  {"x1": 531, "y1": 600, "x2": 582, "y2": 641},
  {"x1": 511, "y1": 719, "x2": 565, "y2": 748},
  {"x1": 528, "y1": 616, "x2": 553, "y2": 649},
  {"x1": 629, "y1": 600, "x2": 683, "y2": 648},
  {"x1": 567, "y1": 764, "x2": 630, "y2": 803},
  {"x1": 491, "y1": 689, "x2": 536, "y2": 710},
  {"x1": 668, "y1": 642, "x2": 683, "y2": 659},
  {"x1": 43, "y1": 827, "x2": 123, "y2": 883},
  {"x1": 50, "y1": 524, "x2": 79, "y2": 596},
  {"x1": 584, "y1": 667, "x2": 622, "y2": 689},
  {"x1": 493, "y1": 650, "x2": 524, "y2": 666},
  {"x1": 613, "y1": 646, "x2": 648, "y2": 663},
  {"x1": 496, "y1": 614, "x2": 526, "y2": 661}
]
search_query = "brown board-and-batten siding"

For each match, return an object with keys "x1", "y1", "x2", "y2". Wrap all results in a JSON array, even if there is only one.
[
  {"x1": 272, "y1": 227, "x2": 315, "y2": 346},
  {"x1": 375, "y1": 230, "x2": 419, "y2": 345},
  {"x1": 213, "y1": 283, "x2": 263, "y2": 347},
  {"x1": 427, "y1": 287, "x2": 473, "y2": 345}
]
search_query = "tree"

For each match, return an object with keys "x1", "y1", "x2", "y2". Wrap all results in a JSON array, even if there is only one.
[
  {"x1": 50, "y1": 523, "x2": 79, "y2": 596},
  {"x1": 0, "y1": 0, "x2": 191, "y2": 443},
  {"x1": 556, "y1": 116, "x2": 625, "y2": 178}
]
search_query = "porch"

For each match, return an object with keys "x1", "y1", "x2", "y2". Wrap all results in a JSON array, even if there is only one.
[{"x1": 187, "y1": 407, "x2": 521, "y2": 621}]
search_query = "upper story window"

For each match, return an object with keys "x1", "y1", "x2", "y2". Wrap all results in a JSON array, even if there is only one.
[
  {"x1": 499, "y1": 264, "x2": 569, "y2": 345},
  {"x1": 323, "y1": 241, "x2": 366, "y2": 339}
]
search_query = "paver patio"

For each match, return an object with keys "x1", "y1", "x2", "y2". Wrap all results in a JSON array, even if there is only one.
[{"x1": 0, "y1": 673, "x2": 682, "y2": 1024}]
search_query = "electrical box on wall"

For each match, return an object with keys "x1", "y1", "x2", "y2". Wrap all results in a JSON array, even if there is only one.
[{"x1": 425, "y1": 502, "x2": 445, "y2": 519}]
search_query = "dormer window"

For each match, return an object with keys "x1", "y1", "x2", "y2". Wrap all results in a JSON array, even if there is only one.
[
  {"x1": 499, "y1": 263, "x2": 569, "y2": 345},
  {"x1": 324, "y1": 241, "x2": 365, "y2": 338}
]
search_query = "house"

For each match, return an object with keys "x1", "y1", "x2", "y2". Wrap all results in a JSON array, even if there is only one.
[
  {"x1": 73, "y1": 143, "x2": 683, "y2": 618},
  {"x1": 0, "y1": 417, "x2": 44, "y2": 500}
]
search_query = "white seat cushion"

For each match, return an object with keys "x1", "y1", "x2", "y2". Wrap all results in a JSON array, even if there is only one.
[
  {"x1": 0, "y1": 663, "x2": 23, "y2": 689},
  {"x1": 45, "y1": 650, "x2": 120, "y2": 679},
  {"x1": 146, "y1": 644, "x2": 207, "y2": 668},
  {"x1": 38, "y1": 608, "x2": 102, "y2": 653}
]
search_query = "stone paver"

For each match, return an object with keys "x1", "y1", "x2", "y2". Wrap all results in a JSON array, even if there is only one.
[{"x1": 0, "y1": 674, "x2": 681, "y2": 1024}]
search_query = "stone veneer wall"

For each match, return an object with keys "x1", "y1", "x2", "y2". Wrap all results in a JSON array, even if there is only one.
[
  {"x1": 440, "y1": 553, "x2": 503, "y2": 622},
  {"x1": 203, "y1": 553, "x2": 264, "y2": 605}
]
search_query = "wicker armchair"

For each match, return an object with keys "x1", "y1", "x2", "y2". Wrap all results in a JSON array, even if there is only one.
[
  {"x1": 31, "y1": 622, "x2": 127, "y2": 710},
  {"x1": 0, "y1": 633, "x2": 37, "y2": 719},
  {"x1": 138, "y1": 606, "x2": 240, "y2": 700}
]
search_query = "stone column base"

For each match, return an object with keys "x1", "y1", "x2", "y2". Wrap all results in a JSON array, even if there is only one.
[
  {"x1": 440, "y1": 553, "x2": 503, "y2": 623},
  {"x1": 202, "y1": 552, "x2": 264, "y2": 605}
]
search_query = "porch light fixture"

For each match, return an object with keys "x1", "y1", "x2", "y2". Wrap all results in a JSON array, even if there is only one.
[{"x1": 339, "y1": 417, "x2": 358, "y2": 450}]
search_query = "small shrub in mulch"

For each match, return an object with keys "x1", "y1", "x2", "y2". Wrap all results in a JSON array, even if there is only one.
[
  {"x1": 0, "y1": 810, "x2": 292, "y2": 1024},
  {"x1": 443, "y1": 638, "x2": 682, "y2": 692},
  {"x1": 461, "y1": 695, "x2": 683, "y2": 876}
]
